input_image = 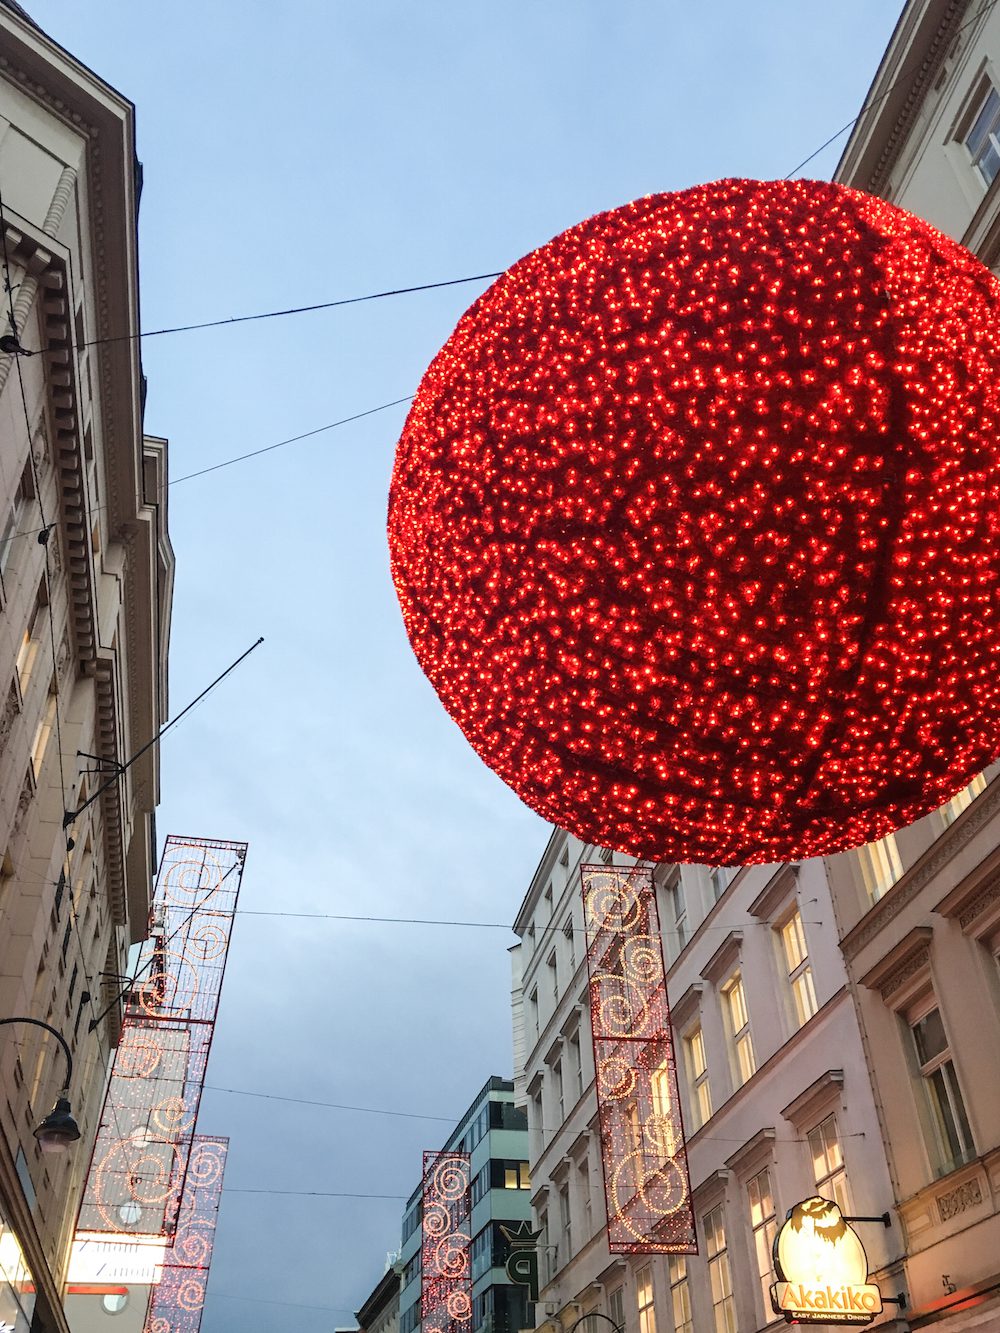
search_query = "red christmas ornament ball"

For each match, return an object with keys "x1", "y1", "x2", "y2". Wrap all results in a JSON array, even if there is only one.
[{"x1": 388, "y1": 178, "x2": 1000, "y2": 865}]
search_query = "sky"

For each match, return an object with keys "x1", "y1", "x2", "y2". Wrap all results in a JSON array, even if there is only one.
[{"x1": 24, "y1": 3, "x2": 903, "y2": 1330}]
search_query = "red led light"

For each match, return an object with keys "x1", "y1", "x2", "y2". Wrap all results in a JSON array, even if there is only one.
[{"x1": 388, "y1": 179, "x2": 1000, "y2": 864}]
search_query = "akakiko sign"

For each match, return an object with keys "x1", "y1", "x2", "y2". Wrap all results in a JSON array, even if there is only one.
[{"x1": 770, "y1": 1197, "x2": 883, "y2": 1325}]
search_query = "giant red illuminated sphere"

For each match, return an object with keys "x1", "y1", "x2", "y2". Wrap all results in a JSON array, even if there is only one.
[{"x1": 388, "y1": 179, "x2": 1000, "y2": 865}]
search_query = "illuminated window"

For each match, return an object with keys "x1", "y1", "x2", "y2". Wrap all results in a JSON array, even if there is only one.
[
  {"x1": 807, "y1": 1114, "x2": 850, "y2": 1213},
  {"x1": 636, "y1": 1265, "x2": 656, "y2": 1333},
  {"x1": 747, "y1": 1168, "x2": 777, "y2": 1320},
  {"x1": 668, "y1": 1255, "x2": 692, "y2": 1333},
  {"x1": 965, "y1": 84, "x2": 1000, "y2": 185},
  {"x1": 857, "y1": 834, "x2": 903, "y2": 903},
  {"x1": 502, "y1": 1162, "x2": 531, "y2": 1189},
  {"x1": 723, "y1": 971, "x2": 755, "y2": 1086},
  {"x1": 703, "y1": 1205, "x2": 736, "y2": 1333},
  {"x1": 608, "y1": 1285, "x2": 625, "y2": 1333},
  {"x1": 30, "y1": 683, "x2": 57, "y2": 781},
  {"x1": 684, "y1": 1026, "x2": 712, "y2": 1128},
  {"x1": 16, "y1": 579, "x2": 47, "y2": 693},
  {"x1": 910, "y1": 1005, "x2": 974, "y2": 1171},
  {"x1": 939, "y1": 773, "x2": 987, "y2": 828},
  {"x1": 780, "y1": 909, "x2": 818, "y2": 1028},
  {"x1": 650, "y1": 1059, "x2": 681, "y2": 1157}
]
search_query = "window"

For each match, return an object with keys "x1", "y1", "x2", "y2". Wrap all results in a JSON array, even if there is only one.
[
  {"x1": 529, "y1": 987, "x2": 539, "y2": 1037},
  {"x1": 608, "y1": 1286, "x2": 625, "y2": 1333},
  {"x1": 402, "y1": 1252, "x2": 420, "y2": 1286},
  {"x1": 490, "y1": 1159, "x2": 530, "y2": 1190},
  {"x1": 636, "y1": 1265, "x2": 656, "y2": 1333},
  {"x1": 501, "y1": 1161, "x2": 531, "y2": 1190},
  {"x1": 807, "y1": 1114, "x2": 850, "y2": 1213},
  {"x1": 30, "y1": 684, "x2": 57, "y2": 781},
  {"x1": 684, "y1": 1026, "x2": 712, "y2": 1128},
  {"x1": 554, "y1": 1060, "x2": 564, "y2": 1122},
  {"x1": 539, "y1": 1209, "x2": 550, "y2": 1281},
  {"x1": 965, "y1": 84, "x2": 1000, "y2": 186},
  {"x1": 780, "y1": 909, "x2": 818, "y2": 1028},
  {"x1": 547, "y1": 951, "x2": 558, "y2": 1001},
  {"x1": 668, "y1": 1255, "x2": 692, "y2": 1333},
  {"x1": 723, "y1": 972, "x2": 755, "y2": 1086},
  {"x1": 939, "y1": 773, "x2": 987, "y2": 827},
  {"x1": 747, "y1": 1168, "x2": 777, "y2": 1320},
  {"x1": 564, "y1": 918, "x2": 576, "y2": 972},
  {"x1": 15, "y1": 578, "x2": 47, "y2": 692},
  {"x1": 666, "y1": 876, "x2": 687, "y2": 955},
  {"x1": 709, "y1": 866, "x2": 737, "y2": 902},
  {"x1": 910, "y1": 1005, "x2": 974, "y2": 1171},
  {"x1": 703, "y1": 1205, "x2": 735, "y2": 1333},
  {"x1": 559, "y1": 1183, "x2": 571, "y2": 1260},
  {"x1": 650, "y1": 1058, "x2": 681, "y2": 1157},
  {"x1": 569, "y1": 1030, "x2": 583, "y2": 1101},
  {"x1": 578, "y1": 1156, "x2": 591, "y2": 1241},
  {"x1": 0, "y1": 457, "x2": 34, "y2": 579},
  {"x1": 857, "y1": 834, "x2": 903, "y2": 903},
  {"x1": 544, "y1": 883, "x2": 554, "y2": 917}
]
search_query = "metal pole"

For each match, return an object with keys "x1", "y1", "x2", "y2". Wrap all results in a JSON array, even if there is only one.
[{"x1": 0, "y1": 1017, "x2": 73, "y2": 1090}]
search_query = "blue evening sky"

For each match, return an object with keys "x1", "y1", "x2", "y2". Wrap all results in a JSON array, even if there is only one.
[{"x1": 25, "y1": 3, "x2": 902, "y2": 1329}]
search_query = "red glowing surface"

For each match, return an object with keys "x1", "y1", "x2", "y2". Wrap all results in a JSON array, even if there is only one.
[
  {"x1": 389, "y1": 179, "x2": 1000, "y2": 864},
  {"x1": 421, "y1": 1152, "x2": 472, "y2": 1333}
]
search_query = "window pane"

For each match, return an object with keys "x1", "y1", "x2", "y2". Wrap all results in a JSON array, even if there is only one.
[
  {"x1": 912, "y1": 1008, "x2": 948, "y2": 1066},
  {"x1": 781, "y1": 912, "x2": 806, "y2": 971},
  {"x1": 967, "y1": 88, "x2": 1000, "y2": 157}
]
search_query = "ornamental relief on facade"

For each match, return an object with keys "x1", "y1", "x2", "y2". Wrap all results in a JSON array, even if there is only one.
[{"x1": 937, "y1": 1176, "x2": 983, "y2": 1223}]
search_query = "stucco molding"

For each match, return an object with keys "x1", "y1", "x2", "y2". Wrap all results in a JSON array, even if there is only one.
[
  {"x1": 724, "y1": 1126, "x2": 777, "y2": 1177},
  {"x1": 700, "y1": 929, "x2": 745, "y2": 984},
  {"x1": 781, "y1": 1069, "x2": 844, "y2": 1127},
  {"x1": 858, "y1": 926, "x2": 934, "y2": 1004},
  {"x1": 841, "y1": 777, "x2": 1000, "y2": 958},
  {"x1": 748, "y1": 863, "x2": 798, "y2": 921}
]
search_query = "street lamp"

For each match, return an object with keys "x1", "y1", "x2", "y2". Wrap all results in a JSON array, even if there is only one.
[
  {"x1": 567, "y1": 1314, "x2": 622, "y2": 1333},
  {"x1": 0, "y1": 1017, "x2": 81, "y2": 1154}
]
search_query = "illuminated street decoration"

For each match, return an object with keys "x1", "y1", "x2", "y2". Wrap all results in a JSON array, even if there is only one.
[
  {"x1": 583, "y1": 865, "x2": 695, "y2": 1253},
  {"x1": 78, "y1": 838, "x2": 245, "y2": 1238},
  {"x1": 145, "y1": 1137, "x2": 228, "y2": 1333},
  {"x1": 421, "y1": 1152, "x2": 471, "y2": 1333},
  {"x1": 389, "y1": 178, "x2": 1000, "y2": 865},
  {"x1": 771, "y1": 1197, "x2": 882, "y2": 1324}
]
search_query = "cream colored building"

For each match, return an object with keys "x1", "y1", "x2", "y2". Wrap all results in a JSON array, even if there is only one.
[
  {"x1": 0, "y1": 4, "x2": 173, "y2": 1332},
  {"x1": 512, "y1": 838, "x2": 907, "y2": 1333},
  {"x1": 831, "y1": 4, "x2": 1000, "y2": 1326}
]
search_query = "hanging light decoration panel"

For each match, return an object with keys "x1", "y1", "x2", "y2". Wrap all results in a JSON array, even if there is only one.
[
  {"x1": 583, "y1": 864, "x2": 695, "y2": 1252},
  {"x1": 388, "y1": 178, "x2": 1000, "y2": 865},
  {"x1": 421, "y1": 1152, "x2": 472, "y2": 1333}
]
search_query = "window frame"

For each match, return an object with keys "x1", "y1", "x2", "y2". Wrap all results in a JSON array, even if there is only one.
[
  {"x1": 684, "y1": 1024, "x2": 712, "y2": 1129},
  {"x1": 778, "y1": 907, "x2": 818, "y2": 1029},
  {"x1": 907, "y1": 998, "x2": 975, "y2": 1173},
  {"x1": 722, "y1": 970, "x2": 755, "y2": 1087},
  {"x1": 703, "y1": 1204, "x2": 736, "y2": 1333},
  {"x1": 807, "y1": 1112, "x2": 851, "y2": 1214}
]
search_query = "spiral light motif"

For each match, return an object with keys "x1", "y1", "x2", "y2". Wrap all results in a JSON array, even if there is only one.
[
  {"x1": 432, "y1": 1158, "x2": 467, "y2": 1201},
  {"x1": 446, "y1": 1292, "x2": 472, "y2": 1322},
  {"x1": 597, "y1": 1055, "x2": 636, "y2": 1101},
  {"x1": 422, "y1": 1151, "x2": 471, "y2": 1333}
]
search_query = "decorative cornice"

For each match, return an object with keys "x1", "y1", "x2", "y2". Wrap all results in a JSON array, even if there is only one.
[
  {"x1": 724, "y1": 1126, "x2": 776, "y2": 1176},
  {"x1": 748, "y1": 863, "x2": 798, "y2": 921},
  {"x1": 669, "y1": 980, "x2": 704, "y2": 1028},
  {"x1": 864, "y1": 0, "x2": 966, "y2": 195},
  {"x1": 859, "y1": 926, "x2": 933, "y2": 1004},
  {"x1": 842, "y1": 776, "x2": 1000, "y2": 958},
  {"x1": 700, "y1": 929, "x2": 744, "y2": 984},
  {"x1": 935, "y1": 842, "x2": 1000, "y2": 939},
  {"x1": 781, "y1": 1069, "x2": 844, "y2": 1127}
]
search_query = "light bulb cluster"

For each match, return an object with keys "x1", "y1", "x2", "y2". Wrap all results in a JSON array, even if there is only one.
[
  {"x1": 421, "y1": 1151, "x2": 472, "y2": 1333},
  {"x1": 389, "y1": 178, "x2": 1000, "y2": 864},
  {"x1": 146, "y1": 1136, "x2": 228, "y2": 1333},
  {"x1": 584, "y1": 867, "x2": 695, "y2": 1252}
]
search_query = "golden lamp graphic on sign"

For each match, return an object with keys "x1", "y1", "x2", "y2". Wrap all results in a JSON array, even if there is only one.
[{"x1": 771, "y1": 1197, "x2": 883, "y2": 1325}]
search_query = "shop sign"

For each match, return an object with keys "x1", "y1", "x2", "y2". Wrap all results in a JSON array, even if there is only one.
[
  {"x1": 770, "y1": 1197, "x2": 883, "y2": 1325},
  {"x1": 501, "y1": 1222, "x2": 542, "y2": 1303},
  {"x1": 68, "y1": 1234, "x2": 167, "y2": 1284}
]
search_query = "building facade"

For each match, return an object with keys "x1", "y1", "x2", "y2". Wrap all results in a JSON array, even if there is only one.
[
  {"x1": 0, "y1": 5, "x2": 173, "y2": 1332},
  {"x1": 398, "y1": 1078, "x2": 533, "y2": 1333},
  {"x1": 832, "y1": 2, "x2": 1000, "y2": 1328},
  {"x1": 357, "y1": 1261, "x2": 402, "y2": 1333},
  {"x1": 512, "y1": 837, "x2": 908, "y2": 1333}
]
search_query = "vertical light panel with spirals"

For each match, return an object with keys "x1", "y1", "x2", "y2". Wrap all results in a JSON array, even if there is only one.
[
  {"x1": 77, "y1": 837, "x2": 246, "y2": 1239},
  {"x1": 144, "y1": 1136, "x2": 228, "y2": 1333},
  {"x1": 582, "y1": 864, "x2": 696, "y2": 1253},
  {"x1": 420, "y1": 1152, "x2": 472, "y2": 1333}
]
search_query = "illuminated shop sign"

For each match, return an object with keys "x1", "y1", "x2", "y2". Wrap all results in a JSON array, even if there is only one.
[
  {"x1": 68, "y1": 1234, "x2": 167, "y2": 1284},
  {"x1": 771, "y1": 1197, "x2": 883, "y2": 1325}
]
